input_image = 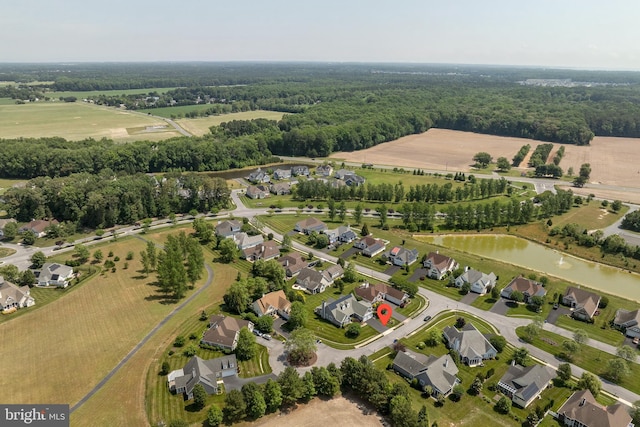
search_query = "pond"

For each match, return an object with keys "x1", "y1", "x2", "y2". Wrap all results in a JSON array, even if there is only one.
[{"x1": 417, "y1": 234, "x2": 640, "y2": 302}]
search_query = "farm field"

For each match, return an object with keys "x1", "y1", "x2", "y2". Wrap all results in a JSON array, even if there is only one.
[
  {"x1": 176, "y1": 110, "x2": 286, "y2": 136},
  {"x1": 331, "y1": 128, "x2": 551, "y2": 173},
  {"x1": 0, "y1": 101, "x2": 181, "y2": 141},
  {"x1": 0, "y1": 235, "x2": 207, "y2": 411}
]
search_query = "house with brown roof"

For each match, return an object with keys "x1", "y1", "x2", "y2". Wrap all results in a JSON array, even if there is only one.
[
  {"x1": 501, "y1": 276, "x2": 546, "y2": 303},
  {"x1": 557, "y1": 389, "x2": 632, "y2": 427},
  {"x1": 269, "y1": 182, "x2": 291, "y2": 196},
  {"x1": 355, "y1": 282, "x2": 409, "y2": 306},
  {"x1": 19, "y1": 219, "x2": 59, "y2": 238},
  {"x1": 252, "y1": 290, "x2": 291, "y2": 320},
  {"x1": 563, "y1": 286, "x2": 601, "y2": 322},
  {"x1": 424, "y1": 251, "x2": 459, "y2": 280},
  {"x1": 315, "y1": 164, "x2": 333, "y2": 177},
  {"x1": 0, "y1": 278, "x2": 35, "y2": 311},
  {"x1": 294, "y1": 217, "x2": 327, "y2": 234},
  {"x1": 242, "y1": 241, "x2": 280, "y2": 262},
  {"x1": 168, "y1": 354, "x2": 237, "y2": 399},
  {"x1": 278, "y1": 252, "x2": 308, "y2": 277},
  {"x1": 296, "y1": 267, "x2": 332, "y2": 294},
  {"x1": 613, "y1": 308, "x2": 640, "y2": 338},
  {"x1": 201, "y1": 315, "x2": 254, "y2": 351},
  {"x1": 353, "y1": 236, "x2": 386, "y2": 257}
]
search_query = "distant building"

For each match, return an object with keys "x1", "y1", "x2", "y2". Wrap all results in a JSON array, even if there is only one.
[
  {"x1": 247, "y1": 168, "x2": 270, "y2": 184},
  {"x1": 272, "y1": 168, "x2": 292, "y2": 180},
  {"x1": 291, "y1": 165, "x2": 310, "y2": 177},
  {"x1": 315, "y1": 164, "x2": 333, "y2": 177},
  {"x1": 19, "y1": 219, "x2": 59, "y2": 238}
]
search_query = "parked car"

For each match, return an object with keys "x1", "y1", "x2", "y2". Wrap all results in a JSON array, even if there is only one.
[
  {"x1": 253, "y1": 330, "x2": 263, "y2": 337},
  {"x1": 423, "y1": 315, "x2": 432, "y2": 322},
  {"x1": 553, "y1": 303, "x2": 559, "y2": 309},
  {"x1": 262, "y1": 334, "x2": 272, "y2": 341}
]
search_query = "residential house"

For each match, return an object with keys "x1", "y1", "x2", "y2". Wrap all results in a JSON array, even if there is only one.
[
  {"x1": 252, "y1": 290, "x2": 291, "y2": 320},
  {"x1": 454, "y1": 268, "x2": 497, "y2": 295},
  {"x1": 424, "y1": 251, "x2": 459, "y2": 280},
  {"x1": 613, "y1": 309, "x2": 640, "y2": 338},
  {"x1": 323, "y1": 264, "x2": 344, "y2": 282},
  {"x1": 272, "y1": 168, "x2": 292, "y2": 180},
  {"x1": 334, "y1": 169, "x2": 355, "y2": 180},
  {"x1": 278, "y1": 252, "x2": 308, "y2": 277},
  {"x1": 498, "y1": 364, "x2": 555, "y2": 408},
  {"x1": 296, "y1": 267, "x2": 332, "y2": 294},
  {"x1": 354, "y1": 236, "x2": 386, "y2": 257},
  {"x1": 269, "y1": 182, "x2": 291, "y2": 196},
  {"x1": 0, "y1": 278, "x2": 35, "y2": 311},
  {"x1": 36, "y1": 263, "x2": 74, "y2": 288},
  {"x1": 247, "y1": 168, "x2": 270, "y2": 184},
  {"x1": 501, "y1": 277, "x2": 547, "y2": 303},
  {"x1": 392, "y1": 350, "x2": 460, "y2": 397},
  {"x1": 215, "y1": 220, "x2": 242, "y2": 238},
  {"x1": 344, "y1": 174, "x2": 366, "y2": 187},
  {"x1": 291, "y1": 165, "x2": 310, "y2": 177},
  {"x1": 315, "y1": 164, "x2": 333, "y2": 177},
  {"x1": 233, "y1": 232, "x2": 264, "y2": 250},
  {"x1": 294, "y1": 217, "x2": 328, "y2": 234},
  {"x1": 557, "y1": 389, "x2": 633, "y2": 427},
  {"x1": 385, "y1": 246, "x2": 419, "y2": 267},
  {"x1": 246, "y1": 185, "x2": 270, "y2": 199},
  {"x1": 168, "y1": 355, "x2": 237, "y2": 399},
  {"x1": 19, "y1": 219, "x2": 59, "y2": 238},
  {"x1": 315, "y1": 294, "x2": 373, "y2": 327},
  {"x1": 324, "y1": 225, "x2": 357, "y2": 245},
  {"x1": 201, "y1": 315, "x2": 254, "y2": 351},
  {"x1": 355, "y1": 282, "x2": 409, "y2": 306},
  {"x1": 242, "y1": 241, "x2": 280, "y2": 262},
  {"x1": 443, "y1": 323, "x2": 497, "y2": 367},
  {"x1": 563, "y1": 286, "x2": 601, "y2": 322}
]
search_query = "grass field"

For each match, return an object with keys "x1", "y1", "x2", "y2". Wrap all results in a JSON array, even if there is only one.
[
  {"x1": 139, "y1": 104, "x2": 225, "y2": 118},
  {"x1": 48, "y1": 87, "x2": 178, "y2": 99},
  {"x1": 0, "y1": 101, "x2": 182, "y2": 141},
  {"x1": 516, "y1": 326, "x2": 640, "y2": 395},
  {"x1": 176, "y1": 110, "x2": 286, "y2": 136},
  {"x1": 0, "y1": 235, "x2": 211, "y2": 412},
  {"x1": 0, "y1": 178, "x2": 26, "y2": 194}
]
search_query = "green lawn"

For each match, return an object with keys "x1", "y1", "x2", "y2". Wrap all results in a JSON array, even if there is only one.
[
  {"x1": 516, "y1": 326, "x2": 640, "y2": 395},
  {"x1": 554, "y1": 315, "x2": 626, "y2": 347}
]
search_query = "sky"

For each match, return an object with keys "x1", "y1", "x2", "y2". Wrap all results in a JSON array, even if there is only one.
[{"x1": 3, "y1": 0, "x2": 640, "y2": 70}]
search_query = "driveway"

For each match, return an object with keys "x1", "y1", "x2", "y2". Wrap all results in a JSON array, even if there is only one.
[
  {"x1": 489, "y1": 298, "x2": 511, "y2": 316},
  {"x1": 460, "y1": 292, "x2": 480, "y2": 305},
  {"x1": 273, "y1": 317, "x2": 291, "y2": 339},
  {"x1": 340, "y1": 247, "x2": 360, "y2": 259},
  {"x1": 384, "y1": 265, "x2": 401, "y2": 275},
  {"x1": 545, "y1": 305, "x2": 572, "y2": 325},
  {"x1": 366, "y1": 318, "x2": 389, "y2": 334},
  {"x1": 408, "y1": 267, "x2": 428, "y2": 282}
]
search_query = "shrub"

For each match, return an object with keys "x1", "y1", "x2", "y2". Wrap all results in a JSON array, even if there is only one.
[{"x1": 174, "y1": 335, "x2": 186, "y2": 347}]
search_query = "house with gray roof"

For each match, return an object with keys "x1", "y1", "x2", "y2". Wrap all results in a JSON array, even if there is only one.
[
  {"x1": 247, "y1": 168, "x2": 270, "y2": 184},
  {"x1": 246, "y1": 185, "x2": 270, "y2": 199},
  {"x1": 294, "y1": 217, "x2": 328, "y2": 234},
  {"x1": 455, "y1": 268, "x2": 497, "y2": 295},
  {"x1": 36, "y1": 263, "x2": 74, "y2": 288},
  {"x1": 269, "y1": 182, "x2": 291, "y2": 195},
  {"x1": 384, "y1": 246, "x2": 419, "y2": 267},
  {"x1": 296, "y1": 267, "x2": 332, "y2": 294},
  {"x1": 168, "y1": 354, "x2": 237, "y2": 399},
  {"x1": 354, "y1": 236, "x2": 386, "y2": 257},
  {"x1": 498, "y1": 364, "x2": 555, "y2": 408},
  {"x1": 557, "y1": 389, "x2": 633, "y2": 427},
  {"x1": 613, "y1": 308, "x2": 640, "y2": 338},
  {"x1": 563, "y1": 286, "x2": 601, "y2": 322},
  {"x1": 0, "y1": 278, "x2": 35, "y2": 311},
  {"x1": 315, "y1": 164, "x2": 333, "y2": 177},
  {"x1": 233, "y1": 232, "x2": 263, "y2": 250},
  {"x1": 315, "y1": 294, "x2": 373, "y2": 327},
  {"x1": 272, "y1": 168, "x2": 292, "y2": 180},
  {"x1": 201, "y1": 315, "x2": 254, "y2": 351},
  {"x1": 392, "y1": 350, "x2": 460, "y2": 397},
  {"x1": 291, "y1": 165, "x2": 310, "y2": 177},
  {"x1": 215, "y1": 220, "x2": 242, "y2": 238},
  {"x1": 325, "y1": 225, "x2": 357, "y2": 245},
  {"x1": 443, "y1": 323, "x2": 497, "y2": 367}
]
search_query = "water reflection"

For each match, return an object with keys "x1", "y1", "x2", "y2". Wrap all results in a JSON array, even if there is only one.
[{"x1": 419, "y1": 234, "x2": 640, "y2": 301}]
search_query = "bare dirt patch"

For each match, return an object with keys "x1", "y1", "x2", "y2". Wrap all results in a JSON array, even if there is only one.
[
  {"x1": 331, "y1": 128, "x2": 550, "y2": 172},
  {"x1": 252, "y1": 396, "x2": 383, "y2": 427}
]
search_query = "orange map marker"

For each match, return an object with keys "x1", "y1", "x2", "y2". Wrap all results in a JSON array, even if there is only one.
[{"x1": 377, "y1": 303, "x2": 392, "y2": 326}]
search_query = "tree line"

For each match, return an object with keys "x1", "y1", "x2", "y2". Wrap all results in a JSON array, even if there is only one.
[{"x1": 2, "y1": 172, "x2": 230, "y2": 229}]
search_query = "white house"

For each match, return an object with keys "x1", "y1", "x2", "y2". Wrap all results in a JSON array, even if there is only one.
[
  {"x1": 443, "y1": 323, "x2": 497, "y2": 367},
  {"x1": 424, "y1": 251, "x2": 459, "y2": 280},
  {"x1": 0, "y1": 279, "x2": 35, "y2": 311},
  {"x1": 454, "y1": 268, "x2": 497, "y2": 295},
  {"x1": 613, "y1": 309, "x2": 640, "y2": 338},
  {"x1": 36, "y1": 263, "x2": 74, "y2": 288}
]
